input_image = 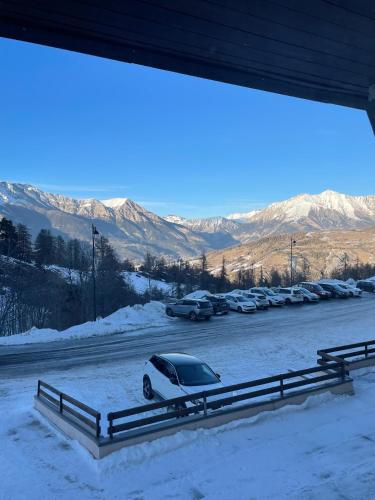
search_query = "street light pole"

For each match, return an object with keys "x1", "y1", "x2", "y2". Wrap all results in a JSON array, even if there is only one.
[
  {"x1": 290, "y1": 237, "x2": 296, "y2": 287},
  {"x1": 92, "y1": 224, "x2": 99, "y2": 321}
]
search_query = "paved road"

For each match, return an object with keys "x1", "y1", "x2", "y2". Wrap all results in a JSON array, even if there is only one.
[{"x1": 1, "y1": 295, "x2": 374, "y2": 377}]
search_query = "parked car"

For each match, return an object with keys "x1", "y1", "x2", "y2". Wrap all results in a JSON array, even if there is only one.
[
  {"x1": 338, "y1": 283, "x2": 362, "y2": 297},
  {"x1": 250, "y1": 287, "x2": 285, "y2": 306},
  {"x1": 219, "y1": 293, "x2": 257, "y2": 313},
  {"x1": 318, "y1": 283, "x2": 350, "y2": 298},
  {"x1": 165, "y1": 299, "x2": 213, "y2": 321},
  {"x1": 184, "y1": 290, "x2": 229, "y2": 315},
  {"x1": 232, "y1": 289, "x2": 269, "y2": 310},
  {"x1": 297, "y1": 282, "x2": 332, "y2": 299},
  {"x1": 143, "y1": 353, "x2": 224, "y2": 409},
  {"x1": 356, "y1": 280, "x2": 375, "y2": 293},
  {"x1": 202, "y1": 295, "x2": 230, "y2": 315},
  {"x1": 292, "y1": 286, "x2": 319, "y2": 303},
  {"x1": 272, "y1": 287, "x2": 304, "y2": 304}
]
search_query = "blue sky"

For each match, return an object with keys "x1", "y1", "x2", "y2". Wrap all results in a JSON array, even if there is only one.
[{"x1": 1, "y1": 37, "x2": 375, "y2": 218}]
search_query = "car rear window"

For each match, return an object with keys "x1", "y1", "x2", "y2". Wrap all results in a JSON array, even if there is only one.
[{"x1": 198, "y1": 301, "x2": 211, "y2": 308}]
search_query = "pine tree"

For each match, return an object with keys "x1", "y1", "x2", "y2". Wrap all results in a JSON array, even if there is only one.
[
  {"x1": 218, "y1": 257, "x2": 227, "y2": 292},
  {"x1": 0, "y1": 218, "x2": 17, "y2": 257},
  {"x1": 55, "y1": 236, "x2": 67, "y2": 266},
  {"x1": 34, "y1": 229, "x2": 55, "y2": 265},
  {"x1": 15, "y1": 224, "x2": 32, "y2": 262}
]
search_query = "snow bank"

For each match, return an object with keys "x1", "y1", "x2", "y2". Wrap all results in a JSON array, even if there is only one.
[{"x1": 0, "y1": 301, "x2": 171, "y2": 345}]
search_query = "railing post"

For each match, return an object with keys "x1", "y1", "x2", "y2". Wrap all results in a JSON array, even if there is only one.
[
  {"x1": 96, "y1": 414, "x2": 101, "y2": 439},
  {"x1": 108, "y1": 413, "x2": 113, "y2": 439},
  {"x1": 365, "y1": 343, "x2": 368, "y2": 359},
  {"x1": 59, "y1": 393, "x2": 63, "y2": 413},
  {"x1": 203, "y1": 394, "x2": 208, "y2": 416},
  {"x1": 280, "y1": 376, "x2": 284, "y2": 398},
  {"x1": 340, "y1": 362, "x2": 345, "y2": 381},
  {"x1": 37, "y1": 380, "x2": 41, "y2": 397}
]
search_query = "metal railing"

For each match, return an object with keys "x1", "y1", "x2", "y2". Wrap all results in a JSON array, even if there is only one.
[
  {"x1": 107, "y1": 363, "x2": 348, "y2": 439},
  {"x1": 37, "y1": 380, "x2": 101, "y2": 438},
  {"x1": 318, "y1": 340, "x2": 375, "y2": 367}
]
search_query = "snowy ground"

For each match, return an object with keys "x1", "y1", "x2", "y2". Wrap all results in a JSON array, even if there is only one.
[
  {"x1": 2, "y1": 296, "x2": 375, "y2": 499},
  {"x1": 122, "y1": 271, "x2": 174, "y2": 295}
]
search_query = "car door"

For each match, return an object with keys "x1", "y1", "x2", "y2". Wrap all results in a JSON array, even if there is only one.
[{"x1": 173, "y1": 299, "x2": 185, "y2": 316}]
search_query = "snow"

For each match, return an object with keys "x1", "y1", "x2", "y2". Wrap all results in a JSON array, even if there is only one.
[
  {"x1": 44, "y1": 265, "x2": 81, "y2": 284},
  {"x1": 0, "y1": 301, "x2": 172, "y2": 345},
  {"x1": 2, "y1": 297, "x2": 375, "y2": 498},
  {"x1": 101, "y1": 198, "x2": 129, "y2": 208},
  {"x1": 122, "y1": 271, "x2": 174, "y2": 295},
  {"x1": 184, "y1": 289, "x2": 212, "y2": 299}
]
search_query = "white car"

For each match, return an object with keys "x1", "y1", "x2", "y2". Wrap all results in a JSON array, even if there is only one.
[
  {"x1": 337, "y1": 283, "x2": 362, "y2": 297},
  {"x1": 232, "y1": 289, "x2": 269, "y2": 310},
  {"x1": 272, "y1": 287, "x2": 304, "y2": 304},
  {"x1": 292, "y1": 286, "x2": 320, "y2": 303},
  {"x1": 220, "y1": 293, "x2": 257, "y2": 313},
  {"x1": 143, "y1": 353, "x2": 225, "y2": 409},
  {"x1": 250, "y1": 287, "x2": 285, "y2": 306}
]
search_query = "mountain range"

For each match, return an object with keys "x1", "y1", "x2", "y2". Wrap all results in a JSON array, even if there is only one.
[
  {"x1": 205, "y1": 227, "x2": 375, "y2": 280},
  {"x1": 1, "y1": 182, "x2": 375, "y2": 261}
]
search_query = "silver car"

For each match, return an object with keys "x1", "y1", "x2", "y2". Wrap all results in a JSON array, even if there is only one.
[
  {"x1": 232, "y1": 289, "x2": 269, "y2": 310},
  {"x1": 166, "y1": 299, "x2": 213, "y2": 321}
]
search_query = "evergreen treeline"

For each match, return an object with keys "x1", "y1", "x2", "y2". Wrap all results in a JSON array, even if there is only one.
[{"x1": 0, "y1": 218, "x2": 147, "y2": 336}]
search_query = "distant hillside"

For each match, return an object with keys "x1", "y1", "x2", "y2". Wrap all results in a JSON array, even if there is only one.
[{"x1": 206, "y1": 227, "x2": 375, "y2": 280}]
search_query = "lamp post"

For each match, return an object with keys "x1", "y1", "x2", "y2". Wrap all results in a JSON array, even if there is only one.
[
  {"x1": 290, "y1": 237, "x2": 296, "y2": 287},
  {"x1": 92, "y1": 224, "x2": 99, "y2": 321}
]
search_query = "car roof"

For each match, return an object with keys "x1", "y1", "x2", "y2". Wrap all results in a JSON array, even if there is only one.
[
  {"x1": 157, "y1": 352, "x2": 202, "y2": 366},
  {"x1": 183, "y1": 298, "x2": 209, "y2": 302}
]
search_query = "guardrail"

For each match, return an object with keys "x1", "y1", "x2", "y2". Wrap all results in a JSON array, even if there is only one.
[
  {"x1": 318, "y1": 340, "x2": 375, "y2": 368},
  {"x1": 37, "y1": 380, "x2": 101, "y2": 438},
  {"x1": 107, "y1": 363, "x2": 348, "y2": 439}
]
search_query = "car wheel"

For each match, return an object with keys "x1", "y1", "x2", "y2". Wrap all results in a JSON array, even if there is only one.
[
  {"x1": 223, "y1": 311, "x2": 228, "y2": 315},
  {"x1": 303, "y1": 297, "x2": 309, "y2": 303},
  {"x1": 143, "y1": 376, "x2": 154, "y2": 400},
  {"x1": 269, "y1": 300, "x2": 272, "y2": 306},
  {"x1": 189, "y1": 311, "x2": 198, "y2": 321},
  {"x1": 166, "y1": 308, "x2": 174, "y2": 317},
  {"x1": 204, "y1": 316, "x2": 211, "y2": 321},
  {"x1": 237, "y1": 306, "x2": 242, "y2": 313},
  {"x1": 285, "y1": 298, "x2": 291, "y2": 305}
]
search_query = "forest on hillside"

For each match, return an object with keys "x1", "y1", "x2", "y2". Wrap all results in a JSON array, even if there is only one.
[{"x1": 1, "y1": 216, "x2": 374, "y2": 336}]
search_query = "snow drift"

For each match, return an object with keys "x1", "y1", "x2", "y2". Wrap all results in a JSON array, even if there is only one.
[{"x1": 0, "y1": 301, "x2": 171, "y2": 345}]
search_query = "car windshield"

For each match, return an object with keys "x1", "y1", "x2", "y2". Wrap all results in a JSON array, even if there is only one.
[
  {"x1": 263, "y1": 289, "x2": 276, "y2": 296},
  {"x1": 237, "y1": 296, "x2": 249, "y2": 302},
  {"x1": 176, "y1": 363, "x2": 219, "y2": 386}
]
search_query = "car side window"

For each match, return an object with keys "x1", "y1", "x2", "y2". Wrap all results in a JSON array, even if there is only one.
[{"x1": 157, "y1": 359, "x2": 176, "y2": 379}]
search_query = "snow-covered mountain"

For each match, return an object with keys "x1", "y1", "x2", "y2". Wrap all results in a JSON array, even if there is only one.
[
  {"x1": 164, "y1": 215, "x2": 241, "y2": 233},
  {"x1": 0, "y1": 182, "x2": 233, "y2": 260},
  {"x1": 2, "y1": 182, "x2": 375, "y2": 261},
  {"x1": 225, "y1": 190, "x2": 375, "y2": 240}
]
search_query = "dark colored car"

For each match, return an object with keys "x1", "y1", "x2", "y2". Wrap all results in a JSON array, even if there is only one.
[
  {"x1": 298, "y1": 282, "x2": 332, "y2": 299},
  {"x1": 319, "y1": 283, "x2": 348, "y2": 298},
  {"x1": 203, "y1": 295, "x2": 229, "y2": 315},
  {"x1": 356, "y1": 280, "x2": 375, "y2": 293}
]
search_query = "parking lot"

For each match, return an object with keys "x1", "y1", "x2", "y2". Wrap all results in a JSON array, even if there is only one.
[{"x1": 2, "y1": 292, "x2": 374, "y2": 379}]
